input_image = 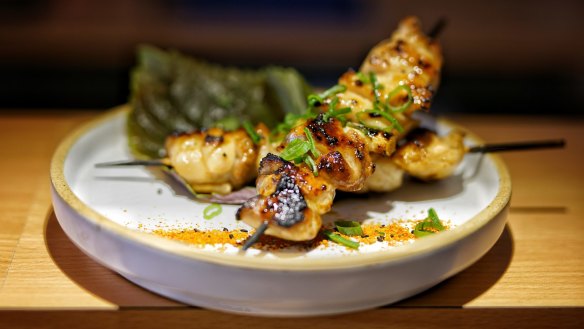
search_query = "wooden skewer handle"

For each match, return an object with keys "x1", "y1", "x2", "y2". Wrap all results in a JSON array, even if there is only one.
[{"x1": 467, "y1": 139, "x2": 566, "y2": 153}]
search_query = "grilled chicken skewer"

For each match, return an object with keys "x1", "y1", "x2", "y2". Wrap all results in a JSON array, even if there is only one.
[
  {"x1": 237, "y1": 17, "x2": 443, "y2": 242},
  {"x1": 360, "y1": 128, "x2": 465, "y2": 193},
  {"x1": 94, "y1": 16, "x2": 564, "y2": 246}
]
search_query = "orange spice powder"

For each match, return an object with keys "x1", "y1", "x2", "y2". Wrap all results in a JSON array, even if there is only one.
[{"x1": 152, "y1": 219, "x2": 447, "y2": 251}]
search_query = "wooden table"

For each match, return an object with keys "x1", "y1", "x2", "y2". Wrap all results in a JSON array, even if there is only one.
[{"x1": 0, "y1": 110, "x2": 582, "y2": 328}]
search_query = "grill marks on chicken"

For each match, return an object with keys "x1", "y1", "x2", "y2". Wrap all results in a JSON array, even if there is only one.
[
  {"x1": 307, "y1": 115, "x2": 374, "y2": 191},
  {"x1": 165, "y1": 125, "x2": 268, "y2": 194}
]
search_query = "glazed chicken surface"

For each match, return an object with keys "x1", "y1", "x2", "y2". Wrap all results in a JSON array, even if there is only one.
[
  {"x1": 237, "y1": 16, "x2": 446, "y2": 240},
  {"x1": 164, "y1": 124, "x2": 269, "y2": 194},
  {"x1": 156, "y1": 16, "x2": 467, "y2": 242},
  {"x1": 392, "y1": 128, "x2": 466, "y2": 181}
]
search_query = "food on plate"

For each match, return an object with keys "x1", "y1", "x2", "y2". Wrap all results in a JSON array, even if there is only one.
[
  {"x1": 392, "y1": 128, "x2": 466, "y2": 181},
  {"x1": 236, "y1": 16, "x2": 448, "y2": 241},
  {"x1": 164, "y1": 124, "x2": 270, "y2": 194},
  {"x1": 107, "y1": 16, "x2": 470, "y2": 245}
]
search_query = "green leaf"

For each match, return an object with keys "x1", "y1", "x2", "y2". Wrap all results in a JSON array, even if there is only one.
[{"x1": 128, "y1": 45, "x2": 312, "y2": 158}]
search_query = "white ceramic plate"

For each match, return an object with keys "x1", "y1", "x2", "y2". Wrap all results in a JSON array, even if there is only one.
[{"x1": 50, "y1": 106, "x2": 511, "y2": 316}]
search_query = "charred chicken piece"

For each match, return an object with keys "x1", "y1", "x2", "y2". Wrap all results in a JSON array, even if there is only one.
[{"x1": 236, "y1": 153, "x2": 334, "y2": 241}]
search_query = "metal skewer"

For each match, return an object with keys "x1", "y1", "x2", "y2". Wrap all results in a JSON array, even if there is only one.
[
  {"x1": 95, "y1": 159, "x2": 168, "y2": 168},
  {"x1": 241, "y1": 221, "x2": 269, "y2": 251},
  {"x1": 428, "y1": 17, "x2": 448, "y2": 40},
  {"x1": 468, "y1": 139, "x2": 565, "y2": 153}
]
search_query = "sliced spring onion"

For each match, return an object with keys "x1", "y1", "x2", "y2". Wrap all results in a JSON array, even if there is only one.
[
  {"x1": 428, "y1": 207, "x2": 445, "y2": 230},
  {"x1": 303, "y1": 127, "x2": 320, "y2": 157},
  {"x1": 356, "y1": 72, "x2": 370, "y2": 84},
  {"x1": 328, "y1": 96, "x2": 339, "y2": 112},
  {"x1": 203, "y1": 203, "x2": 222, "y2": 220},
  {"x1": 375, "y1": 109, "x2": 404, "y2": 133},
  {"x1": 386, "y1": 85, "x2": 413, "y2": 113},
  {"x1": 346, "y1": 121, "x2": 370, "y2": 135},
  {"x1": 320, "y1": 84, "x2": 347, "y2": 99},
  {"x1": 334, "y1": 220, "x2": 363, "y2": 236},
  {"x1": 356, "y1": 110, "x2": 404, "y2": 133},
  {"x1": 322, "y1": 107, "x2": 351, "y2": 122},
  {"x1": 373, "y1": 109, "x2": 404, "y2": 133},
  {"x1": 280, "y1": 138, "x2": 310, "y2": 161},
  {"x1": 369, "y1": 72, "x2": 381, "y2": 103},
  {"x1": 323, "y1": 230, "x2": 360, "y2": 249},
  {"x1": 304, "y1": 156, "x2": 318, "y2": 176},
  {"x1": 413, "y1": 229, "x2": 434, "y2": 238},
  {"x1": 413, "y1": 208, "x2": 445, "y2": 238},
  {"x1": 242, "y1": 121, "x2": 261, "y2": 144},
  {"x1": 307, "y1": 94, "x2": 323, "y2": 107},
  {"x1": 307, "y1": 84, "x2": 347, "y2": 108}
]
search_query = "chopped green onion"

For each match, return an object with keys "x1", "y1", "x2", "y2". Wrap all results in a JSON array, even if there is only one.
[
  {"x1": 346, "y1": 121, "x2": 370, "y2": 135},
  {"x1": 428, "y1": 208, "x2": 445, "y2": 230},
  {"x1": 303, "y1": 127, "x2": 320, "y2": 157},
  {"x1": 356, "y1": 110, "x2": 404, "y2": 133},
  {"x1": 334, "y1": 220, "x2": 363, "y2": 236},
  {"x1": 328, "y1": 96, "x2": 339, "y2": 112},
  {"x1": 323, "y1": 230, "x2": 360, "y2": 249},
  {"x1": 320, "y1": 84, "x2": 347, "y2": 99},
  {"x1": 307, "y1": 84, "x2": 347, "y2": 108},
  {"x1": 386, "y1": 85, "x2": 413, "y2": 113},
  {"x1": 376, "y1": 230, "x2": 386, "y2": 236},
  {"x1": 203, "y1": 203, "x2": 222, "y2": 220},
  {"x1": 322, "y1": 107, "x2": 352, "y2": 122},
  {"x1": 307, "y1": 94, "x2": 323, "y2": 107},
  {"x1": 413, "y1": 230, "x2": 434, "y2": 238},
  {"x1": 304, "y1": 156, "x2": 318, "y2": 176},
  {"x1": 280, "y1": 138, "x2": 310, "y2": 161},
  {"x1": 413, "y1": 208, "x2": 445, "y2": 238},
  {"x1": 375, "y1": 109, "x2": 404, "y2": 133},
  {"x1": 242, "y1": 121, "x2": 261, "y2": 144},
  {"x1": 369, "y1": 72, "x2": 381, "y2": 103},
  {"x1": 356, "y1": 72, "x2": 370, "y2": 84}
]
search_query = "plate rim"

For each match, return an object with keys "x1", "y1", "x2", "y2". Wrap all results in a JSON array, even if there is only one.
[{"x1": 50, "y1": 105, "x2": 512, "y2": 271}]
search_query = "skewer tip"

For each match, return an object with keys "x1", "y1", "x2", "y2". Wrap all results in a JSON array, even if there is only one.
[
  {"x1": 241, "y1": 221, "x2": 269, "y2": 251},
  {"x1": 427, "y1": 17, "x2": 448, "y2": 40}
]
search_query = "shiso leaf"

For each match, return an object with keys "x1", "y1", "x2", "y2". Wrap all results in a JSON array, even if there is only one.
[{"x1": 128, "y1": 45, "x2": 312, "y2": 158}]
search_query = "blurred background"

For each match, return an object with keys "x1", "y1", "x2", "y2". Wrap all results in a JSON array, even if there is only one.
[{"x1": 1, "y1": 0, "x2": 582, "y2": 115}]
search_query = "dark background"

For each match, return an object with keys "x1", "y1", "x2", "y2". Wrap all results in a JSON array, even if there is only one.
[{"x1": 1, "y1": 0, "x2": 583, "y2": 115}]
